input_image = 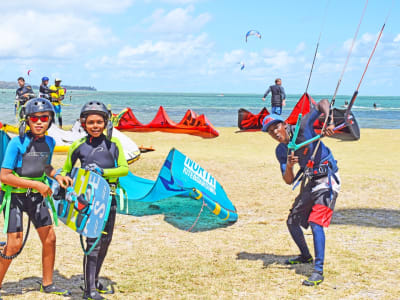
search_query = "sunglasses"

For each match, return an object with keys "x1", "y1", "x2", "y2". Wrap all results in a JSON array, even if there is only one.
[{"x1": 29, "y1": 115, "x2": 50, "y2": 122}]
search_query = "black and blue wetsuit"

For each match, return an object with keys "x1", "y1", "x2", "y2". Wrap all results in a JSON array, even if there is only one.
[
  {"x1": 275, "y1": 108, "x2": 340, "y2": 274},
  {"x1": 1, "y1": 132, "x2": 56, "y2": 232},
  {"x1": 61, "y1": 133, "x2": 128, "y2": 294},
  {"x1": 263, "y1": 84, "x2": 286, "y2": 115},
  {"x1": 39, "y1": 84, "x2": 56, "y2": 100}
]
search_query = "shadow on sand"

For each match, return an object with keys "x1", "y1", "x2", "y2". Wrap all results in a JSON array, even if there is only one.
[
  {"x1": 332, "y1": 208, "x2": 400, "y2": 229},
  {"x1": 236, "y1": 252, "x2": 313, "y2": 276},
  {"x1": 1, "y1": 269, "x2": 116, "y2": 298},
  {"x1": 118, "y1": 196, "x2": 236, "y2": 232}
]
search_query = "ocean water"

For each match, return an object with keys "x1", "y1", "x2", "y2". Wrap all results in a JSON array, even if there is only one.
[{"x1": 0, "y1": 89, "x2": 399, "y2": 129}]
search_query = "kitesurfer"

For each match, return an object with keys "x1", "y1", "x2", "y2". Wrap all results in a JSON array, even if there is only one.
[
  {"x1": 261, "y1": 99, "x2": 340, "y2": 286},
  {"x1": 15, "y1": 77, "x2": 35, "y2": 116},
  {"x1": 0, "y1": 98, "x2": 72, "y2": 298},
  {"x1": 49, "y1": 78, "x2": 65, "y2": 128},
  {"x1": 61, "y1": 101, "x2": 128, "y2": 300},
  {"x1": 39, "y1": 77, "x2": 57, "y2": 100},
  {"x1": 262, "y1": 78, "x2": 286, "y2": 115}
]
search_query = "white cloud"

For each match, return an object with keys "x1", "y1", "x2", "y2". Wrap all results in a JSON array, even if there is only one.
[
  {"x1": 0, "y1": 11, "x2": 114, "y2": 59},
  {"x1": 1, "y1": 0, "x2": 134, "y2": 14},
  {"x1": 393, "y1": 34, "x2": 400, "y2": 42},
  {"x1": 145, "y1": 6, "x2": 211, "y2": 36},
  {"x1": 295, "y1": 42, "x2": 306, "y2": 53}
]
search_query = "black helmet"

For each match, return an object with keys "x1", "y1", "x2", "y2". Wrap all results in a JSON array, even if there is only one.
[
  {"x1": 19, "y1": 98, "x2": 55, "y2": 138},
  {"x1": 80, "y1": 101, "x2": 110, "y2": 121},
  {"x1": 80, "y1": 101, "x2": 113, "y2": 139},
  {"x1": 25, "y1": 98, "x2": 55, "y2": 117}
]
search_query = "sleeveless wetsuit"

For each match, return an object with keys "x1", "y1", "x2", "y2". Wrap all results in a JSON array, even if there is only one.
[
  {"x1": 1, "y1": 132, "x2": 55, "y2": 232},
  {"x1": 61, "y1": 133, "x2": 128, "y2": 294}
]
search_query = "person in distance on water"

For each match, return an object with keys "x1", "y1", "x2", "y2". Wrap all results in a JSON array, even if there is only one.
[
  {"x1": 262, "y1": 78, "x2": 286, "y2": 115},
  {"x1": 261, "y1": 99, "x2": 340, "y2": 286},
  {"x1": 61, "y1": 101, "x2": 128, "y2": 300},
  {"x1": 49, "y1": 78, "x2": 65, "y2": 128},
  {"x1": 0, "y1": 98, "x2": 72, "y2": 298}
]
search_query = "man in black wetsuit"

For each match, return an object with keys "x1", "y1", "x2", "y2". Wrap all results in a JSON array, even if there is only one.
[
  {"x1": 262, "y1": 78, "x2": 286, "y2": 115},
  {"x1": 15, "y1": 77, "x2": 35, "y2": 115}
]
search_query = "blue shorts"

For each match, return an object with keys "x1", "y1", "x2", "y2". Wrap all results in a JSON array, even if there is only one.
[{"x1": 53, "y1": 104, "x2": 61, "y2": 115}]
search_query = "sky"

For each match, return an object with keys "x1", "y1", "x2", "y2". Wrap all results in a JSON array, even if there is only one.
[{"x1": 0, "y1": 0, "x2": 399, "y2": 95}]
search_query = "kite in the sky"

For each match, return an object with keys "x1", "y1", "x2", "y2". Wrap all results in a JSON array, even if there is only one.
[
  {"x1": 27, "y1": 69, "x2": 32, "y2": 76},
  {"x1": 245, "y1": 30, "x2": 261, "y2": 42},
  {"x1": 238, "y1": 61, "x2": 245, "y2": 70}
]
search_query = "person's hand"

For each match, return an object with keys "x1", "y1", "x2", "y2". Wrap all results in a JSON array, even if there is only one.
[
  {"x1": 56, "y1": 175, "x2": 73, "y2": 189},
  {"x1": 35, "y1": 182, "x2": 53, "y2": 198},
  {"x1": 282, "y1": 99, "x2": 286, "y2": 106},
  {"x1": 262, "y1": 97, "x2": 266, "y2": 101},
  {"x1": 323, "y1": 124, "x2": 335, "y2": 137},
  {"x1": 286, "y1": 152, "x2": 299, "y2": 168},
  {"x1": 85, "y1": 163, "x2": 104, "y2": 176}
]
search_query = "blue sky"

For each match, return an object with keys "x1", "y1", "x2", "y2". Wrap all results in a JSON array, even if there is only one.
[{"x1": 0, "y1": 0, "x2": 399, "y2": 95}]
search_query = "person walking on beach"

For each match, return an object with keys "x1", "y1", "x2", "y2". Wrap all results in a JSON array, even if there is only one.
[
  {"x1": 262, "y1": 78, "x2": 286, "y2": 115},
  {"x1": 61, "y1": 101, "x2": 128, "y2": 300},
  {"x1": 261, "y1": 99, "x2": 340, "y2": 286},
  {"x1": 0, "y1": 98, "x2": 72, "y2": 298},
  {"x1": 49, "y1": 78, "x2": 65, "y2": 128}
]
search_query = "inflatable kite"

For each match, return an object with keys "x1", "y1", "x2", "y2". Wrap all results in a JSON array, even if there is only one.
[
  {"x1": 118, "y1": 148, "x2": 237, "y2": 227},
  {"x1": 245, "y1": 30, "x2": 261, "y2": 42},
  {"x1": 112, "y1": 106, "x2": 219, "y2": 138},
  {"x1": 237, "y1": 93, "x2": 360, "y2": 140}
]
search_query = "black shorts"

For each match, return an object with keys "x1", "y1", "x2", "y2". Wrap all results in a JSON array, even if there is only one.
[{"x1": 2, "y1": 192, "x2": 53, "y2": 233}]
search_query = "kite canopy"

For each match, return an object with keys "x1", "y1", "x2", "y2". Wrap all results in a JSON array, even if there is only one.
[
  {"x1": 237, "y1": 107, "x2": 269, "y2": 131},
  {"x1": 237, "y1": 93, "x2": 360, "y2": 140},
  {"x1": 118, "y1": 148, "x2": 238, "y2": 227},
  {"x1": 113, "y1": 106, "x2": 219, "y2": 138},
  {"x1": 245, "y1": 30, "x2": 261, "y2": 42}
]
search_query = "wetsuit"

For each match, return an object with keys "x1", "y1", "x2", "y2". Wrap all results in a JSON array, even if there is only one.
[
  {"x1": 61, "y1": 134, "x2": 128, "y2": 294},
  {"x1": 1, "y1": 132, "x2": 55, "y2": 232},
  {"x1": 39, "y1": 84, "x2": 56, "y2": 100},
  {"x1": 15, "y1": 85, "x2": 35, "y2": 115},
  {"x1": 263, "y1": 84, "x2": 286, "y2": 115},
  {"x1": 275, "y1": 107, "x2": 340, "y2": 274}
]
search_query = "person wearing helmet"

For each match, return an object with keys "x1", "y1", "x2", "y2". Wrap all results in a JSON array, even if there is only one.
[
  {"x1": 49, "y1": 78, "x2": 65, "y2": 128},
  {"x1": 39, "y1": 77, "x2": 57, "y2": 100},
  {"x1": 0, "y1": 98, "x2": 72, "y2": 297},
  {"x1": 61, "y1": 101, "x2": 128, "y2": 300},
  {"x1": 261, "y1": 99, "x2": 340, "y2": 286}
]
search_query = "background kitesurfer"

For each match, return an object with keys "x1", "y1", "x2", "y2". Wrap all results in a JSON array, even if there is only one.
[
  {"x1": 49, "y1": 78, "x2": 65, "y2": 128},
  {"x1": 39, "y1": 77, "x2": 57, "y2": 100},
  {"x1": 15, "y1": 77, "x2": 35, "y2": 116},
  {"x1": 61, "y1": 101, "x2": 128, "y2": 300},
  {"x1": 262, "y1": 78, "x2": 286, "y2": 115},
  {"x1": 261, "y1": 99, "x2": 340, "y2": 286},
  {"x1": 0, "y1": 98, "x2": 72, "y2": 298}
]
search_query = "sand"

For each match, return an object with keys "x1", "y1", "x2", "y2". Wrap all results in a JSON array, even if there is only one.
[{"x1": 0, "y1": 128, "x2": 399, "y2": 299}]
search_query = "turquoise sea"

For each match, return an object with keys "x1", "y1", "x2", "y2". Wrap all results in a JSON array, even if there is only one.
[{"x1": 0, "y1": 89, "x2": 399, "y2": 129}]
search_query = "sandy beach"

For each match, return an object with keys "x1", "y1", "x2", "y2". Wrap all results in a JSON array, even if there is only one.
[{"x1": 0, "y1": 128, "x2": 399, "y2": 299}]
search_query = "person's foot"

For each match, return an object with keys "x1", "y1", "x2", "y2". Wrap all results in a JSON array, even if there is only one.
[
  {"x1": 83, "y1": 290, "x2": 105, "y2": 300},
  {"x1": 302, "y1": 271, "x2": 324, "y2": 286},
  {"x1": 40, "y1": 283, "x2": 71, "y2": 296},
  {"x1": 285, "y1": 255, "x2": 313, "y2": 265},
  {"x1": 96, "y1": 282, "x2": 114, "y2": 294}
]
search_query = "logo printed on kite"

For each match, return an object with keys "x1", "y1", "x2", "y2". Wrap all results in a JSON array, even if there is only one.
[{"x1": 183, "y1": 157, "x2": 216, "y2": 194}]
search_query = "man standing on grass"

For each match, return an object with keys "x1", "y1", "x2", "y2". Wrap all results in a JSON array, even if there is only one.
[{"x1": 261, "y1": 99, "x2": 340, "y2": 286}]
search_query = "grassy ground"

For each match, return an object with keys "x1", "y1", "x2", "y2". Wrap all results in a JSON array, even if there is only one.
[{"x1": 0, "y1": 128, "x2": 399, "y2": 299}]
